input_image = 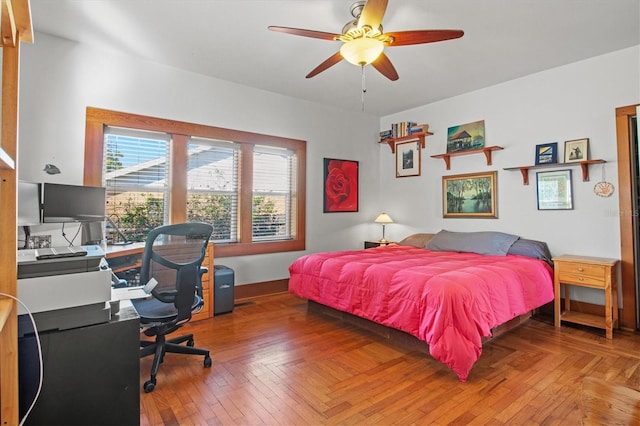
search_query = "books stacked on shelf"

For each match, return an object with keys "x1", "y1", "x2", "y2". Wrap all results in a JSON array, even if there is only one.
[
  {"x1": 379, "y1": 122, "x2": 429, "y2": 141},
  {"x1": 409, "y1": 123, "x2": 429, "y2": 135}
]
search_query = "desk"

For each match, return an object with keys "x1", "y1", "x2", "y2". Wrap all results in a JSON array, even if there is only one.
[{"x1": 18, "y1": 304, "x2": 140, "y2": 425}]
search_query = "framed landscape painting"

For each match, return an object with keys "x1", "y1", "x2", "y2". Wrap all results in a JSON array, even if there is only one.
[
  {"x1": 447, "y1": 120, "x2": 485, "y2": 153},
  {"x1": 442, "y1": 171, "x2": 497, "y2": 218},
  {"x1": 323, "y1": 158, "x2": 359, "y2": 213}
]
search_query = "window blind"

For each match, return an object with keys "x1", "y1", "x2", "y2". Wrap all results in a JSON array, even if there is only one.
[
  {"x1": 187, "y1": 137, "x2": 240, "y2": 242},
  {"x1": 103, "y1": 126, "x2": 170, "y2": 243},
  {"x1": 252, "y1": 145, "x2": 296, "y2": 241}
]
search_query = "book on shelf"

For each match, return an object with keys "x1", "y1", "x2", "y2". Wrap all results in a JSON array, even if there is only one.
[{"x1": 380, "y1": 122, "x2": 429, "y2": 141}]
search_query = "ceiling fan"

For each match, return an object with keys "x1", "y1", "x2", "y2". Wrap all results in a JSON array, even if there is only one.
[{"x1": 268, "y1": 0, "x2": 464, "y2": 81}]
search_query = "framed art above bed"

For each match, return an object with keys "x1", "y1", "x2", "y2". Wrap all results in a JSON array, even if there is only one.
[
  {"x1": 395, "y1": 140, "x2": 421, "y2": 178},
  {"x1": 442, "y1": 171, "x2": 497, "y2": 218}
]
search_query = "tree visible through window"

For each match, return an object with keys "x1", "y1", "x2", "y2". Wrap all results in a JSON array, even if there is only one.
[{"x1": 104, "y1": 128, "x2": 169, "y2": 243}]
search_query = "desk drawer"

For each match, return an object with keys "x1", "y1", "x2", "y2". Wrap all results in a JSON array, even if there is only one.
[{"x1": 557, "y1": 262, "x2": 606, "y2": 280}]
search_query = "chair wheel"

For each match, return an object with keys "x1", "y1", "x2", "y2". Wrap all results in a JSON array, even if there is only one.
[
  {"x1": 187, "y1": 339, "x2": 194, "y2": 347},
  {"x1": 204, "y1": 355, "x2": 212, "y2": 368},
  {"x1": 143, "y1": 379, "x2": 156, "y2": 393}
]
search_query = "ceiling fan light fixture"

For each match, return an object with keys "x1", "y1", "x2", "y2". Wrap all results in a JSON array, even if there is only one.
[{"x1": 340, "y1": 37, "x2": 384, "y2": 66}]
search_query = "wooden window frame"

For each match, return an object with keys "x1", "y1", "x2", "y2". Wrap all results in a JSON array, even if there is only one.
[{"x1": 84, "y1": 107, "x2": 306, "y2": 258}]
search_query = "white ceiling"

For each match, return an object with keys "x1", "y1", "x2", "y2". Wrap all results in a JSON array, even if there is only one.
[{"x1": 30, "y1": 0, "x2": 640, "y2": 117}]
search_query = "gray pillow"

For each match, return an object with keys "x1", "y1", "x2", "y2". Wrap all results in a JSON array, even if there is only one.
[
  {"x1": 426, "y1": 230, "x2": 519, "y2": 256},
  {"x1": 507, "y1": 238, "x2": 553, "y2": 266},
  {"x1": 397, "y1": 233, "x2": 435, "y2": 248}
]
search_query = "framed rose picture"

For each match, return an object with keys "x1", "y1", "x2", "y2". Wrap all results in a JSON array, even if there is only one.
[
  {"x1": 396, "y1": 140, "x2": 421, "y2": 177},
  {"x1": 442, "y1": 171, "x2": 497, "y2": 218},
  {"x1": 323, "y1": 158, "x2": 359, "y2": 213}
]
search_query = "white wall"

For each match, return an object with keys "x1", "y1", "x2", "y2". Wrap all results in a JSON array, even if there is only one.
[
  {"x1": 18, "y1": 33, "x2": 380, "y2": 285},
  {"x1": 380, "y1": 46, "x2": 640, "y2": 303},
  {"x1": 18, "y1": 32, "x2": 640, "y2": 297}
]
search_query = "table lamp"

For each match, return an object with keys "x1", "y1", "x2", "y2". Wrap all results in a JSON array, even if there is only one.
[{"x1": 374, "y1": 212, "x2": 394, "y2": 243}]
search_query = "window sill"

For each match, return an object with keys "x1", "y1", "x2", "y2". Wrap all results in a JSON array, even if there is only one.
[{"x1": 215, "y1": 239, "x2": 305, "y2": 257}]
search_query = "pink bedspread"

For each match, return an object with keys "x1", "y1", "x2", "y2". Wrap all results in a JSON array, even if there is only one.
[{"x1": 288, "y1": 244, "x2": 554, "y2": 381}]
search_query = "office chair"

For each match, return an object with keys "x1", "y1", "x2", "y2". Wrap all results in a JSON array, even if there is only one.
[{"x1": 131, "y1": 222, "x2": 214, "y2": 393}]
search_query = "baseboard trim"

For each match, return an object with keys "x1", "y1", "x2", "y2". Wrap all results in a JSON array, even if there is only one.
[{"x1": 235, "y1": 279, "x2": 289, "y2": 301}]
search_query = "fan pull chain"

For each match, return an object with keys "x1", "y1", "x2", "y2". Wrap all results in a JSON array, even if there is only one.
[{"x1": 361, "y1": 65, "x2": 365, "y2": 111}]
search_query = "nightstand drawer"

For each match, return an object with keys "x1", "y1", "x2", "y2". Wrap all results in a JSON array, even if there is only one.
[
  {"x1": 557, "y1": 271, "x2": 605, "y2": 288},
  {"x1": 557, "y1": 261, "x2": 606, "y2": 280}
]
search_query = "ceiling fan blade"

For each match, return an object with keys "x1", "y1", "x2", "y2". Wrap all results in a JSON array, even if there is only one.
[
  {"x1": 306, "y1": 52, "x2": 344, "y2": 78},
  {"x1": 384, "y1": 29, "x2": 464, "y2": 46},
  {"x1": 268, "y1": 26, "x2": 340, "y2": 41},
  {"x1": 358, "y1": 0, "x2": 388, "y2": 30},
  {"x1": 371, "y1": 52, "x2": 399, "y2": 81}
]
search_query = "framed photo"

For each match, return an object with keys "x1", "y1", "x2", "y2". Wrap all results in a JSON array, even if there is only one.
[
  {"x1": 396, "y1": 140, "x2": 421, "y2": 177},
  {"x1": 536, "y1": 169, "x2": 573, "y2": 210},
  {"x1": 442, "y1": 170, "x2": 497, "y2": 218},
  {"x1": 564, "y1": 138, "x2": 588, "y2": 163},
  {"x1": 535, "y1": 142, "x2": 558, "y2": 165},
  {"x1": 446, "y1": 120, "x2": 485, "y2": 153},
  {"x1": 323, "y1": 158, "x2": 358, "y2": 213}
]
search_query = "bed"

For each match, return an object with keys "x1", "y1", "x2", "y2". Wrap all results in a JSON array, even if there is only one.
[{"x1": 288, "y1": 230, "x2": 555, "y2": 381}]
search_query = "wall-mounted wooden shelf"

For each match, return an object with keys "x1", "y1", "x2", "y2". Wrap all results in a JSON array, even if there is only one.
[
  {"x1": 504, "y1": 159, "x2": 606, "y2": 185},
  {"x1": 430, "y1": 146, "x2": 503, "y2": 170},
  {"x1": 379, "y1": 131, "x2": 433, "y2": 154}
]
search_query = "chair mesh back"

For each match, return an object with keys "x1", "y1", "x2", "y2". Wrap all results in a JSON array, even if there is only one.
[{"x1": 141, "y1": 223, "x2": 212, "y2": 322}]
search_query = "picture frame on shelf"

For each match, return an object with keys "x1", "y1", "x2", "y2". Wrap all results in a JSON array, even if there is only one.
[
  {"x1": 564, "y1": 138, "x2": 589, "y2": 163},
  {"x1": 442, "y1": 170, "x2": 497, "y2": 218},
  {"x1": 323, "y1": 158, "x2": 359, "y2": 213},
  {"x1": 446, "y1": 120, "x2": 485, "y2": 153},
  {"x1": 536, "y1": 169, "x2": 573, "y2": 210},
  {"x1": 535, "y1": 142, "x2": 558, "y2": 165},
  {"x1": 396, "y1": 140, "x2": 421, "y2": 178}
]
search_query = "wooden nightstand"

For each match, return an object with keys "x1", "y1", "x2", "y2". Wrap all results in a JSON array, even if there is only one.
[
  {"x1": 364, "y1": 240, "x2": 394, "y2": 249},
  {"x1": 553, "y1": 254, "x2": 619, "y2": 339}
]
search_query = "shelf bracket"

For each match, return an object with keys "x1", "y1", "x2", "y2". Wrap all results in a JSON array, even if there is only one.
[{"x1": 483, "y1": 148, "x2": 495, "y2": 166}]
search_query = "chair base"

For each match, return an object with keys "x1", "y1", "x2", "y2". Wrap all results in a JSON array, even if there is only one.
[{"x1": 140, "y1": 333, "x2": 212, "y2": 393}]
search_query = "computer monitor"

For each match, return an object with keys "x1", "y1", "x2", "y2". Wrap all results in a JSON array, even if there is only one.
[
  {"x1": 17, "y1": 181, "x2": 41, "y2": 226},
  {"x1": 42, "y1": 183, "x2": 106, "y2": 223}
]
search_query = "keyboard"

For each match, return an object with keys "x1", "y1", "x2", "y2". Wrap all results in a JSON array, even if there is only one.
[{"x1": 36, "y1": 246, "x2": 88, "y2": 260}]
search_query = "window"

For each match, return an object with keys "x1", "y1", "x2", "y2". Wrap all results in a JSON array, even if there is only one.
[
  {"x1": 84, "y1": 107, "x2": 306, "y2": 257},
  {"x1": 186, "y1": 138, "x2": 239, "y2": 242},
  {"x1": 103, "y1": 127, "x2": 170, "y2": 243},
  {"x1": 252, "y1": 145, "x2": 296, "y2": 241}
]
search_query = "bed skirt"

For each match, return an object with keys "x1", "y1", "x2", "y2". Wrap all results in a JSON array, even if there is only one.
[{"x1": 306, "y1": 299, "x2": 533, "y2": 354}]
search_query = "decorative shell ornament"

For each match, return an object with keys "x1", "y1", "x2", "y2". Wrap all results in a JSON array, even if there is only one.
[{"x1": 594, "y1": 181, "x2": 614, "y2": 197}]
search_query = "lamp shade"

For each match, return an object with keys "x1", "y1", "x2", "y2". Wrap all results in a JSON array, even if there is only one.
[
  {"x1": 374, "y1": 212, "x2": 394, "y2": 224},
  {"x1": 340, "y1": 37, "x2": 384, "y2": 66}
]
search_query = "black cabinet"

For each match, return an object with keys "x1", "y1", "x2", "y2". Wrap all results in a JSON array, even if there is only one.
[
  {"x1": 19, "y1": 305, "x2": 140, "y2": 425},
  {"x1": 364, "y1": 240, "x2": 395, "y2": 249}
]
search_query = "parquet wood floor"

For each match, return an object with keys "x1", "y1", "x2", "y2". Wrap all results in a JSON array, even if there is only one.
[{"x1": 139, "y1": 293, "x2": 640, "y2": 425}]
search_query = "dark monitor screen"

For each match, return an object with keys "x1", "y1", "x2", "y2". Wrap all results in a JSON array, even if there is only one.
[
  {"x1": 17, "y1": 181, "x2": 41, "y2": 226},
  {"x1": 42, "y1": 183, "x2": 106, "y2": 223}
]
